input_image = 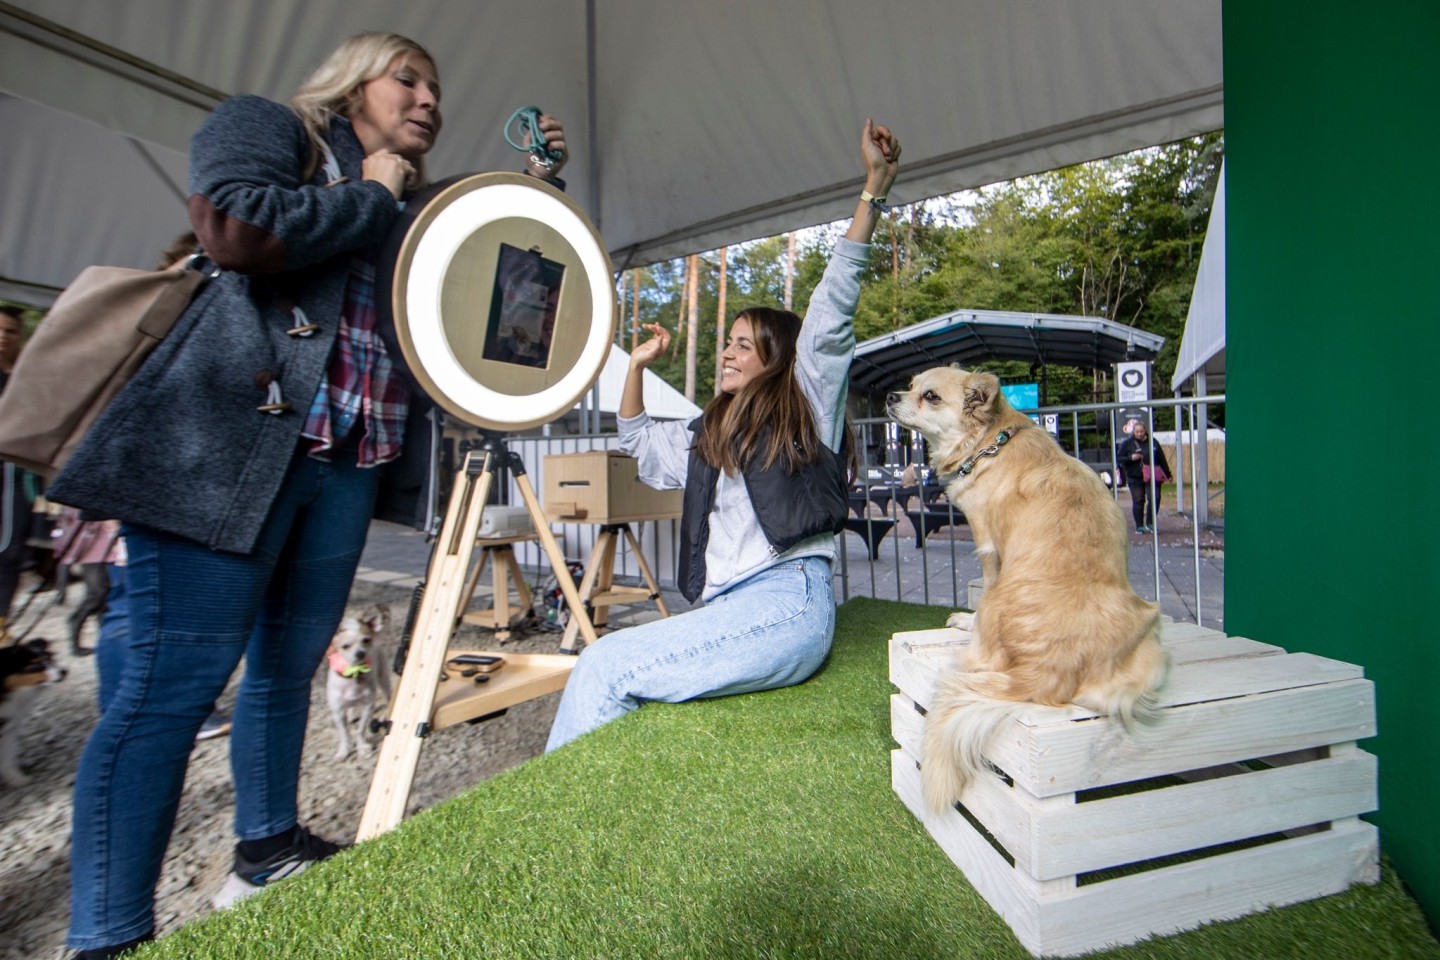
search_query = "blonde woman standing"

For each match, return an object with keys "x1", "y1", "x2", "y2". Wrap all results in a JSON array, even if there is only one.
[{"x1": 54, "y1": 34, "x2": 566, "y2": 957}]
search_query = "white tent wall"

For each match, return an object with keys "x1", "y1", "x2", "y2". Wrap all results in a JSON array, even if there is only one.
[
  {"x1": 1172, "y1": 161, "x2": 1226, "y2": 393},
  {"x1": 2, "y1": 0, "x2": 1221, "y2": 301},
  {"x1": 0, "y1": 94, "x2": 191, "y2": 304}
]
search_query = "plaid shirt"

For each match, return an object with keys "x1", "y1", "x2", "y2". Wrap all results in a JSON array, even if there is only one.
[{"x1": 301, "y1": 260, "x2": 409, "y2": 466}]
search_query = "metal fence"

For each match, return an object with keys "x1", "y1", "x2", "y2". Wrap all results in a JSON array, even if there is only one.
[{"x1": 491, "y1": 393, "x2": 1225, "y2": 629}]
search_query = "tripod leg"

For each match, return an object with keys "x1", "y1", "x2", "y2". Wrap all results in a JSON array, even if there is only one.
[
  {"x1": 622, "y1": 524, "x2": 671, "y2": 618},
  {"x1": 560, "y1": 529, "x2": 609, "y2": 653},
  {"x1": 358, "y1": 452, "x2": 494, "y2": 840},
  {"x1": 511, "y1": 471, "x2": 599, "y2": 651},
  {"x1": 593, "y1": 526, "x2": 619, "y2": 629}
]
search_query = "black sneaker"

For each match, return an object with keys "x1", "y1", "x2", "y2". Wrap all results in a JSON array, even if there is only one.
[{"x1": 212, "y1": 826, "x2": 346, "y2": 908}]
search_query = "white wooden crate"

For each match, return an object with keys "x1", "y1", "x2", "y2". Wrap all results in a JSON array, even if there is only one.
[{"x1": 890, "y1": 622, "x2": 1379, "y2": 957}]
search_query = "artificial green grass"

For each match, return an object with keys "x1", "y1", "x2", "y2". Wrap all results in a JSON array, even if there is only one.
[{"x1": 148, "y1": 598, "x2": 1438, "y2": 959}]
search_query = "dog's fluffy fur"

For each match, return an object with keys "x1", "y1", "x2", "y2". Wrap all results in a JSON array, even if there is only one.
[
  {"x1": 0, "y1": 639, "x2": 66, "y2": 787},
  {"x1": 887, "y1": 367, "x2": 1168, "y2": 812},
  {"x1": 326, "y1": 605, "x2": 393, "y2": 760}
]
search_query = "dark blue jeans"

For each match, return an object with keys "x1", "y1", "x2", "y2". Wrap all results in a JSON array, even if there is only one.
[
  {"x1": 68, "y1": 450, "x2": 379, "y2": 949},
  {"x1": 95, "y1": 562, "x2": 128, "y2": 713}
]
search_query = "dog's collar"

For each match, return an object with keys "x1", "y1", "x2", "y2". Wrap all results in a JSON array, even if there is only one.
[
  {"x1": 937, "y1": 429, "x2": 1014, "y2": 485},
  {"x1": 329, "y1": 651, "x2": 372, "y2": 679}
]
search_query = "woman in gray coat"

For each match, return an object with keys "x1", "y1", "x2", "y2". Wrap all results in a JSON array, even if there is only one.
[{"x1": 57, "y1": 33, "x2": 567, "y2": 958}]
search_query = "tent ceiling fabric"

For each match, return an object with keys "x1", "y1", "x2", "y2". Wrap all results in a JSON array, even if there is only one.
[
  {"x1": 1, "y1": 0, "x2": 1221, "y2": 301},
  {"x1": 849, "y1": 309, "x2": 1166, "y2": 396}
]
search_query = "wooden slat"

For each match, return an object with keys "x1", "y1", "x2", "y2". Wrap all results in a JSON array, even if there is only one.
[
  {"x1": 1164, "y1": 635, "x2": 1284, "y2": 664},
  {"x1": 992, "y1": 679, "x2": 1375, "y2": 797},
  {"x1": 1158, "y1": 621, "x2": 1228, "y2": 644},
  {"x1": 963, "y1": 752, "x2": 1376, "y2": 880},
  {"x1": 891, "y1": 693, "x2": 924, "y2": 761},
  {"x1": 1031, "y1": 819, "x2": 1379, "y2": 957}
]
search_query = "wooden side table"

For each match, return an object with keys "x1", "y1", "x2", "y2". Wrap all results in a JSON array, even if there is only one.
[
  {"x1": 457, "y1": 533, "x2": 539, "y2": 642},
  {"x1": 559, "y1": 522, "x2": 672, "y2": 653}
]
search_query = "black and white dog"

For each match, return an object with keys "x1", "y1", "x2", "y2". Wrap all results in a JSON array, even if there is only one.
[{"x1": 0, "y1": 639, "x2": 66, "y2": 787}]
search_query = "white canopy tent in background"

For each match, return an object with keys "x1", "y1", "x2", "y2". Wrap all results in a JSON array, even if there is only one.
[
  {"x1": 1169, "y1": 161, "x2": 1226, "y2": 523},
  {"x1": 1, "y1": 0, "x2": 1222, "y2": 306},
  {"x1": 1172, "y1": 161, "x2": 1226, "y2": 396},
  {"x1": 567, "y1": 346, "x2": 701, "y2": 426}
]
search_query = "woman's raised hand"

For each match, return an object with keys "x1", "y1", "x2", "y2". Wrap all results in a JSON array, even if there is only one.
[
  {"x1": 525, "y1": 114, "x2": 569, "y2": 180},
  {"x1": 861, "y1": 118, "x2": 900, "y2": 197},
  {"x1": 630, "y1": 323, "x2": 671, "y2": 369}
]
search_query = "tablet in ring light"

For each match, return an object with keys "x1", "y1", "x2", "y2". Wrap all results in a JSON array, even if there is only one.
[{"x1": 387, "y1": 172, "x2": 616, "y2": 432}]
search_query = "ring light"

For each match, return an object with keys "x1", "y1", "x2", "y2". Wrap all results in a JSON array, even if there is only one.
[{"x1": 383, "y1": 173, "x2": 615, "y2": 431}]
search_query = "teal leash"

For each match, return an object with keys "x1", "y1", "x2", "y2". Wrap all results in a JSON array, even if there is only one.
[{"x1": 504, "y1": 105, "x2": 565, "y2": 168}]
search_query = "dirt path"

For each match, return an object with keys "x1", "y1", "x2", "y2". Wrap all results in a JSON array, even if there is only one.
[{"x1": 0, "y1": 578, "x2": 564, "y2": 959}]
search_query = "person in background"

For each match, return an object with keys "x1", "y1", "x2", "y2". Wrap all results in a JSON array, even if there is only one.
[
  {"x1": 0, "y1": 305, "x2": 42, "y2": 640},
  {"x1": 1117, "y1": 419, "x2": 1172, "y2": 534},
  {"x1": 50, "y1": 32, "x2": 567, "y2": 958},
  {"x1": 546, "y1": 119, "x2": 900, "y2": 751}
]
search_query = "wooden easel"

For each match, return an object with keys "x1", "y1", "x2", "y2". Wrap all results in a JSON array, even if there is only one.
[
  {"x1": 560, "y1": 522, "x2": 671, "y2": 652},
  {"x1": 358, "y1": 434, "x2": 599, "y2": 840}
]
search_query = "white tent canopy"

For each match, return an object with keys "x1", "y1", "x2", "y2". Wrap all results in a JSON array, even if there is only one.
[
  {"x1": 2, "y1": 0, "x2": 1222, "y2": 305},
  {"x1": 1172, "y1": 161, "x2": 1226, "y2": 393},
  {"x1": 581, "y1": 345, "x2": 702, "y2": 422}
]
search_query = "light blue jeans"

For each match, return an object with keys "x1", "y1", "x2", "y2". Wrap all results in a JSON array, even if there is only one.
[
  {"x1": 545, "y1": 557, "x2": 835, "y2": 751},
  {"x1": 68, "y1": 449, "x2": 379, "y2": 950}
]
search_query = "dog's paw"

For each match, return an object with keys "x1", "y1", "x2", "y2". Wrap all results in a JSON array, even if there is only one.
[{"x1": 946, "y1": 610, "x2": 976, "y2": 631}]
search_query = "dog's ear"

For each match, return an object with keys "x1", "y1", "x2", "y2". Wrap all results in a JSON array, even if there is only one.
[
  {"x1": 361, "y1": 604, "x2": 390, "y2": 634},
  {"x1": 962, "y1": 373, "x2": 1001, "y2": 425}
]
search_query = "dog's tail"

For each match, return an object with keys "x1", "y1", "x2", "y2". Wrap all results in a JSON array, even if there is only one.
[{"x1": 920, "y1": 670, "x2": 1020, "y2": 814}]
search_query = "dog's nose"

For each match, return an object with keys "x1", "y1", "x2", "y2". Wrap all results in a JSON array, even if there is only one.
[{"x1": 886, "y1": 392, "x2": 900, "y2": 406}]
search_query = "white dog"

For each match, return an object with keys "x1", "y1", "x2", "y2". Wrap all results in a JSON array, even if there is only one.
[{"x1": 326, "y1": 605, "x2": 393, "y2": 760}]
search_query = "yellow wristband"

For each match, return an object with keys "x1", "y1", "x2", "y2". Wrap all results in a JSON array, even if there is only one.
[{"x1": 860, "y1": 189, "x2": 890, "y2": 212}]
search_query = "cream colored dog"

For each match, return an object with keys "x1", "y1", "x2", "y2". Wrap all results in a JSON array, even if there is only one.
[{"x1": 887, "y1": 367, "x2": 1168, "y2": 812}]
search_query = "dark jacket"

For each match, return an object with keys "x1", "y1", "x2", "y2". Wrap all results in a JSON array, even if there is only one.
[
  {"x1": 677, "y1": 419, "x2": 848, "y2": 603},
  {"x1": 49, "y1": 96, "x2": 437, "y2": 553},
  {"x1": 1117, "y1": 433, "x2": 1172, "y2": 487}
]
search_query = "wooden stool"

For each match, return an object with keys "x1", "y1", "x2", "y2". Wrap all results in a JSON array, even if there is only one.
[
  {"x1": 457, "y1": 534, "x2": 537, "y2": 642},
  {"x1": 560, "y1": 522, "x2": 670, "y2": 652}
]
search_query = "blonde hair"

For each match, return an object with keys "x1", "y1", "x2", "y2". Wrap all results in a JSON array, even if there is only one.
[{"x1": 290, "y1": 33, "x2": 437, "y2": 183}]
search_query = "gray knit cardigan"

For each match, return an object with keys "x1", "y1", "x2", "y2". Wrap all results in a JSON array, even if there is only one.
[{"x1": 49, "y1": 95, "x2": 437, "y2": 554}]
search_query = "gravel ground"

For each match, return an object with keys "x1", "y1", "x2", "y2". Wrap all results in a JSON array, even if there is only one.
[{"x1": 0, "y1": 576, "x2": 568, "y2": 960}]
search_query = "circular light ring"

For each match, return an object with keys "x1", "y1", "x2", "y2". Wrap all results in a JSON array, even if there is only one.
[{"x1": 392, "y1": 173, "x2": 615, "y2": 431}]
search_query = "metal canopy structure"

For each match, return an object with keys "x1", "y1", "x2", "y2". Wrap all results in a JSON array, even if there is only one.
[{"x1": 849, "y1": 308, "x2": 1165, "y2": 396}]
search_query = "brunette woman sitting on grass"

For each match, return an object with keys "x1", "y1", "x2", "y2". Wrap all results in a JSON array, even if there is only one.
[{"x1": 546, "y1": 118, "x2": 900, "y2": 751}]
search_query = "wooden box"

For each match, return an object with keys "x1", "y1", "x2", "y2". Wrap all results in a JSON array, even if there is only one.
[
  {"x1": 543, "y1": 451, "x2": 682, "y2": 524},
  {"x1": 890, "y1": 621, "x2": 1379, "y2": 957}
]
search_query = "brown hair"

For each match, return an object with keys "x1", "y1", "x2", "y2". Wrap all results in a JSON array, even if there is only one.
[
  {"x1": 154, "y1": 231, "x2": 200, "y2": 270},
  {"x1": 695, "y1": 306, "x2": 855, "y2": 477}
]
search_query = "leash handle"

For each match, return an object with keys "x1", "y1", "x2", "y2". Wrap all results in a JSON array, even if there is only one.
[{"x1": 504, "y1": 105, "x2": 565, "y2": 167}]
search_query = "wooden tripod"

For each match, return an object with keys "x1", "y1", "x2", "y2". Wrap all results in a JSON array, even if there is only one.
[{"x1": 357, "y1": 434, "x2": 598, "y2": 840}]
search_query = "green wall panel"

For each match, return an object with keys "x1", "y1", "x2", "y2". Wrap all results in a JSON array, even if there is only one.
[{"x1": 1224, "y1": 0, "x2": 1440, "y2": 924}]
